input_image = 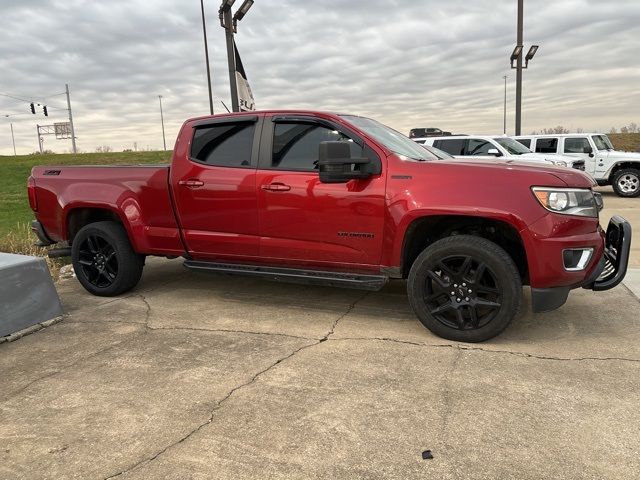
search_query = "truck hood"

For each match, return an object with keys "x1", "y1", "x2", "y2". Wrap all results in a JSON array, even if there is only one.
[
  {"x1": 602, "y1": 150, "x2": 640, "y2": 160},
  {"x1": 435, "y1": 157, "x2": 596, "y2": 188}
]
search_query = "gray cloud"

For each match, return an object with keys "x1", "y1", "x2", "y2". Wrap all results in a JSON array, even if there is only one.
[{"x1": 1, "y1": 0, "x2": 639, "y2": 154}]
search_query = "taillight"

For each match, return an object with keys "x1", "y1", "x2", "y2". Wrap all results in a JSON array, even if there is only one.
[{"x1": 27, "y1": 176, "x2": 38, "y2": 211}]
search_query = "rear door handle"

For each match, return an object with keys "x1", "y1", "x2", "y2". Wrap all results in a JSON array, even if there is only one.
[
  {"x1": 261, "y1": 183, "x2": 291, "y2": 192},
  {"x1": 178, "y1": 179, "x2": 205, "y2": 188}
]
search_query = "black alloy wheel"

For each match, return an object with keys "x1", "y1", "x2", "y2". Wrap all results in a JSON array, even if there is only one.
[
  {"x1": 77, "y1": 234, "x2": 119, "y2": 288},
  {"x1": 408, "y1": 235, "x2": 522, "y2": 342},
  {"x1": 424, "y1": 255, "x2": 502, "y2": 331},
  {"x1": 71, "y1": 221, "x2": 144, "y2": 297}
]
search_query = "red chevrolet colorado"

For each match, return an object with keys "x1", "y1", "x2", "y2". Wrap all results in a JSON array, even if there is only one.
[{"x1": 28, "y1": 111, "x2": 631, "y2": 342}]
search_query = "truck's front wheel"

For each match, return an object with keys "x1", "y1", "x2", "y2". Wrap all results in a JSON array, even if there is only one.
[
  {"x1": 407, "y1": 235, "x2": 522, "y2": 342},
  {"x1": 71, "y1": 221, "x2": 144, "y2": 297},
  {"x1": 612, "y1": 168, "x2": 640, "y2": 197}
]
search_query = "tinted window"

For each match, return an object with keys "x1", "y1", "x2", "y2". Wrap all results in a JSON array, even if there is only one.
[
  {"x1": 433, "y1": 139, "x2": 466, "y2": 155},
  {"x1": 191, "y1": 123, "x2": 255, "y2": 167},
  {"x1": 535, "y1": 138, "x2": 558, "y2": 153},
  {"x1": 564, "y1": 137, "x2": 591, "y2": 154},
  {"x1": 515, "y1": 138, "x2": 531, "y2": 148},
  {"x1": 466, "y1": 139, "x2": 493, "y2": 156},
  {"x1": 272, "y1": 123, "x2": 361, "y2": 171}
]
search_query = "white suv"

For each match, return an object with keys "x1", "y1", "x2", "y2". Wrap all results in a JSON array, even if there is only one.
[
  {"x1": 513, "y1": 133, "x2": 640, "y2": 197},
  {"x1": 415, "y1": 135, "x2": 586, "y2": 170}
]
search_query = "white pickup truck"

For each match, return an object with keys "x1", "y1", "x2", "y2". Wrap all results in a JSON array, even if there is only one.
[
  {"x1": 415, "y1": 135, "x2": 586, "y2": 171},
  {"x1": 513, "y1": 133, "x2": 640, "y2": 197}
]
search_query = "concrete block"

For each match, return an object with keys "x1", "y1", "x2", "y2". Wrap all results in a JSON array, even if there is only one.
[{"x1": 0, "y1": 253, "x2": 63, "y2": 338}]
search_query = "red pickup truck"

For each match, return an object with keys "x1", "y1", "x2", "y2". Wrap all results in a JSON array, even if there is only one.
[{"x1": 28, "y1": 111, "x2": 631, "y2": 342}]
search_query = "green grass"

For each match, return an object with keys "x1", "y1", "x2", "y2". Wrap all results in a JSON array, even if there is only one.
[{"x1": 0, "y1": 150, "x2": 171, "y2": 239}]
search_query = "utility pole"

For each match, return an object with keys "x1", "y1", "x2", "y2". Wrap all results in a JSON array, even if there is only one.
[
  {"x1": 515, "y1": 0, "x2": 523, "y2": 136},
  {"x1": 65, "y1": 83, "x2": 77, "y2": 153},
  {"x1": 36, "y1": 125, "x2": 43, "y2": 154},
  {"x1": 222, "y1": 6, "x2": 239, "y2": 112},
  {"x1": 10, "y1": 122, "x2": 16, "y2": 156},
  {"x1": 503, "y1": 75, "x2": 508, "y2": 135},
  {"x1": 158, "y1": 95, "x2": 167, "y2": 150},
  {"x1": 200, "y1": 0, "x2": 215, "y2": 115}
]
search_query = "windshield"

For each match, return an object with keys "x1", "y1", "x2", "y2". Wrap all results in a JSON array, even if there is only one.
[
  {"x1": 592, "y1": 135, "x2": 613, "y2": 151},
  {"x1": 493, "y1": 137, "x2": 532, "y2": 155},
  {"x1": 422, "y1": 144, "x2": 453, "y2": 159},
  {"x1": 340, "y1": 115, "x2": 435, "y2": 161}
]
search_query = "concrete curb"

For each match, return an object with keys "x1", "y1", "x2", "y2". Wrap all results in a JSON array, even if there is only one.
[{"x1": 0, "y1": 316, "x2": 65, "y2": 344}]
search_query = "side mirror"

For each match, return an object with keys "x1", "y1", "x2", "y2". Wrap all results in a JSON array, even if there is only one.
[
  {"x1": 584, "y1": 146, "x2": 593, "y2": 154},
  {"x1": 487, "y1": 148, "x2": 502, "y2": 157},
  {"x1": 318, "y1": 141, "x2": 372, "y2": 184}
]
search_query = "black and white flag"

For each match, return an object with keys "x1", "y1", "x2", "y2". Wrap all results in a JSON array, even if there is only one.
[{"x1": 234, "y1": 39, "x2": 256, "y2": 112}]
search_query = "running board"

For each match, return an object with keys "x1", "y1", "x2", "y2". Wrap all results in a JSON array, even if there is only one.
[{"x1": 183, "y1": 260, "x2": 388, "y2": 291}]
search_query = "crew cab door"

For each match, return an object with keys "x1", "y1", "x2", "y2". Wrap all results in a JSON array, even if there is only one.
[
  {"x1": 561, "y1": 136, "x2": 596, "y2": 175},
  {"x1": 255, "y1": 115, "x2": 386, "y2": 270},
  {"x1": 170, "y1": 116, "x2": 262, "y2": 260}
]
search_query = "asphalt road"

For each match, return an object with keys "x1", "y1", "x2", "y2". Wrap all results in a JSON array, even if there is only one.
[{"x1": 1, "y1": 189, "x2": 638, "y2": 479}]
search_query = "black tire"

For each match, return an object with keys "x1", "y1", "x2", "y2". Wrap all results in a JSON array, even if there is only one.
[
  {"x1": 612, "y1": 168, "x2": 640, "y2": 197},
  {"x1": 71, "y1": 221, "x2": 144, "y2": 296},
  {"x1": 407, "y1": 235, "x2": 522, "y2": 343}
]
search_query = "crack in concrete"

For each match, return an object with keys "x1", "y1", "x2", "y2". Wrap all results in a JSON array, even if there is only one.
[
  {"x1": 332, "y1": 337, "x2": 640, "y2": 363},
  {"x1": 102, "y1": 292, "x2": 368, "y2": 479},
  {"x1": 147, "y1": 326, "x2": 315, "y2": 341}
]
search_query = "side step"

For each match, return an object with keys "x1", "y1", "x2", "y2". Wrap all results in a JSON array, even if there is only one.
[{"x1": 183, "y1": 260, "x2": 388, "y2": 291}]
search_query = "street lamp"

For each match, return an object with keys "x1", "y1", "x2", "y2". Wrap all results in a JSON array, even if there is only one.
[
  {"x1": 200, "y1": 0, "x2": 214, "y2": 115},
  {"x1": 220, "y1": 0, "x2": 254, "y2": 112},
  {"x1": 511, "y1": 0, "x2": 539, "y2": 135},
  {"x1": 158, "y1": 95, "x2": 166, "y2": 151}
]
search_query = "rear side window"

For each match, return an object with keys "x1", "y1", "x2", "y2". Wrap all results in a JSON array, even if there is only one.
[
  {"x1": 271, "y1": 123, "x2": 362, "y2": 171},
  {"x1": 191, "y1": 122, "x2": 255, "y2": 167},
  {"x1": 564, "y1": 137, "x2": 591, "y2": 154},
  {"x1": 433, "y1": 139, "x2": 465, "y2": 155},
  {"x1": 516, "y1": 138, "x2": 531, "y2": 148},
  {"x1": 535, "y1": 138, "x2": 558, "y2": 153}
]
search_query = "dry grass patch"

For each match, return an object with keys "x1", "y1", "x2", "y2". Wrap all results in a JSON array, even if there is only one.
[{"x1": 0, "y1": 223, "x2": 67, "y2": 279}]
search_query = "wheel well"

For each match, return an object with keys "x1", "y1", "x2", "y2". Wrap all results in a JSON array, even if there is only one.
[
  {"x1": 67, "y1": 208, "x2": 123, "y2": 244},
  {"x1": 401, "y1": 216, "x2": 528, "y2": 282},
  {"x1": 610, "y1": 162, "x2": 640, "y2": 177}
]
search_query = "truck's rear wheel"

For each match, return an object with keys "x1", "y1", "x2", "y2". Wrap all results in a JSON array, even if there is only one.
[
  {"x1": 407, "y1": 235, "x2": 522, "y2": 342},
  {"x1": 612, "y1": 168, "x2": 640, "y2": 197},
  {"x1": 71, "y1": 221, "x2": 144, "y2": 297}
]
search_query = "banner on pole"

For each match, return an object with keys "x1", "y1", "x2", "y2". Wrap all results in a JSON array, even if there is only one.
[{"x1": 234, "y1": 39, "x2": 256, "y2": 112}]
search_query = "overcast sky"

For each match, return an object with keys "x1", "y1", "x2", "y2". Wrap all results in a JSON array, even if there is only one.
[{"x1": 1, "y1": 0, "x2": 639, "y2": 155}]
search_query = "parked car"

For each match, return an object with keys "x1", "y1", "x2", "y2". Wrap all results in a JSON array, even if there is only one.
[
  {"x1": 512, "y1": 134, "x2": 640, "y2": 197},
  {"x1": 28, "y1": 110, "x2": 630, "y2": 342},
  {"x1": 409, "y1": 127, "x2": 451, "y2": 138},
  {"x1": 415, "y1": 135, "x2": 586, "y2": 170}
]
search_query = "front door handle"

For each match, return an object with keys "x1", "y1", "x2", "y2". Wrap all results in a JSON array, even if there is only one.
[
  {"x1": 178, "y1": 179, "x2": 205, "y2": 188},
  {"x1": 261, "y1": 183, "x2": 291, "y2": 192}
]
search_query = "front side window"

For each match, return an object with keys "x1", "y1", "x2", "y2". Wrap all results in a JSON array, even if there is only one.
[
  {"x1": 271, "y1": 123, "x2": 361, "y2": 171},
  {"x1": 493, "y1": 137, "x2": 531, "y2": 155},
  {"x1": 466, "y1": 139, "x2": 493, "y2": 156},
  {"x1": 191, "y1": 122, "x2": 255, "y2": 167},
  {"x1": 433, "y1": 139, "x2": 466, "y2": 155},
  {"x1": 515, "y1": 138, "x2": 531, "y2": 148},
  {"x1": 564, "y1": 137, "x2": 591, "y2": 154}
]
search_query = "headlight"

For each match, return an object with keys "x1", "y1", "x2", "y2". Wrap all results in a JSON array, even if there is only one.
[
  {"x1": 532, "y1": 187, "x2": 598, "y2": 217},
  {"x1": 552, "y1": 160, "x2": 568, "y2": 167}
]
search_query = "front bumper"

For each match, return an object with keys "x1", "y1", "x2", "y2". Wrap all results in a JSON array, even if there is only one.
[{"x1": 531, "y1": 215, "x2": 631, "y2": 312}]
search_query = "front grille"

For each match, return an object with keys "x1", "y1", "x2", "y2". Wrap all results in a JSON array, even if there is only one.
[{"x1": 572, "y1": 160, "x2": 585, "y2": 171}]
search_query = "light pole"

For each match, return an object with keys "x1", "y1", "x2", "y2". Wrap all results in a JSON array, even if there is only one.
[
  {"x1": 200, "y1": 0, "x2": 214, "y2": 115},
  {"x1": 503, "y1": 75, "x2": 508, "y2": 135},
  {"x1": 10, "y1": 122, "x2": 16, "y2": 156},
  {"x1": 219, "y1": 0, "x2": 254, "y2": 112},
  {"x1": 158, "y1": 95, "x2": 167, "y2": 150},
  {"x1": 510, "y1": 0, "x2": 539, "y2": 135}
]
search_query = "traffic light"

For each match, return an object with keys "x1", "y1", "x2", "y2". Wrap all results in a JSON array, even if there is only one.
[
  {"x1": 43, "y1": 105, "x2": 48, "y2": 116},
  {"x1": 30, "y1": 103, "x2": 35, "y2": 114}
]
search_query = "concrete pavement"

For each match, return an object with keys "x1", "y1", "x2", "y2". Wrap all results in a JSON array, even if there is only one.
[{"x1": 1, "y1": 254, "x2": 639, "y2": 479}]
